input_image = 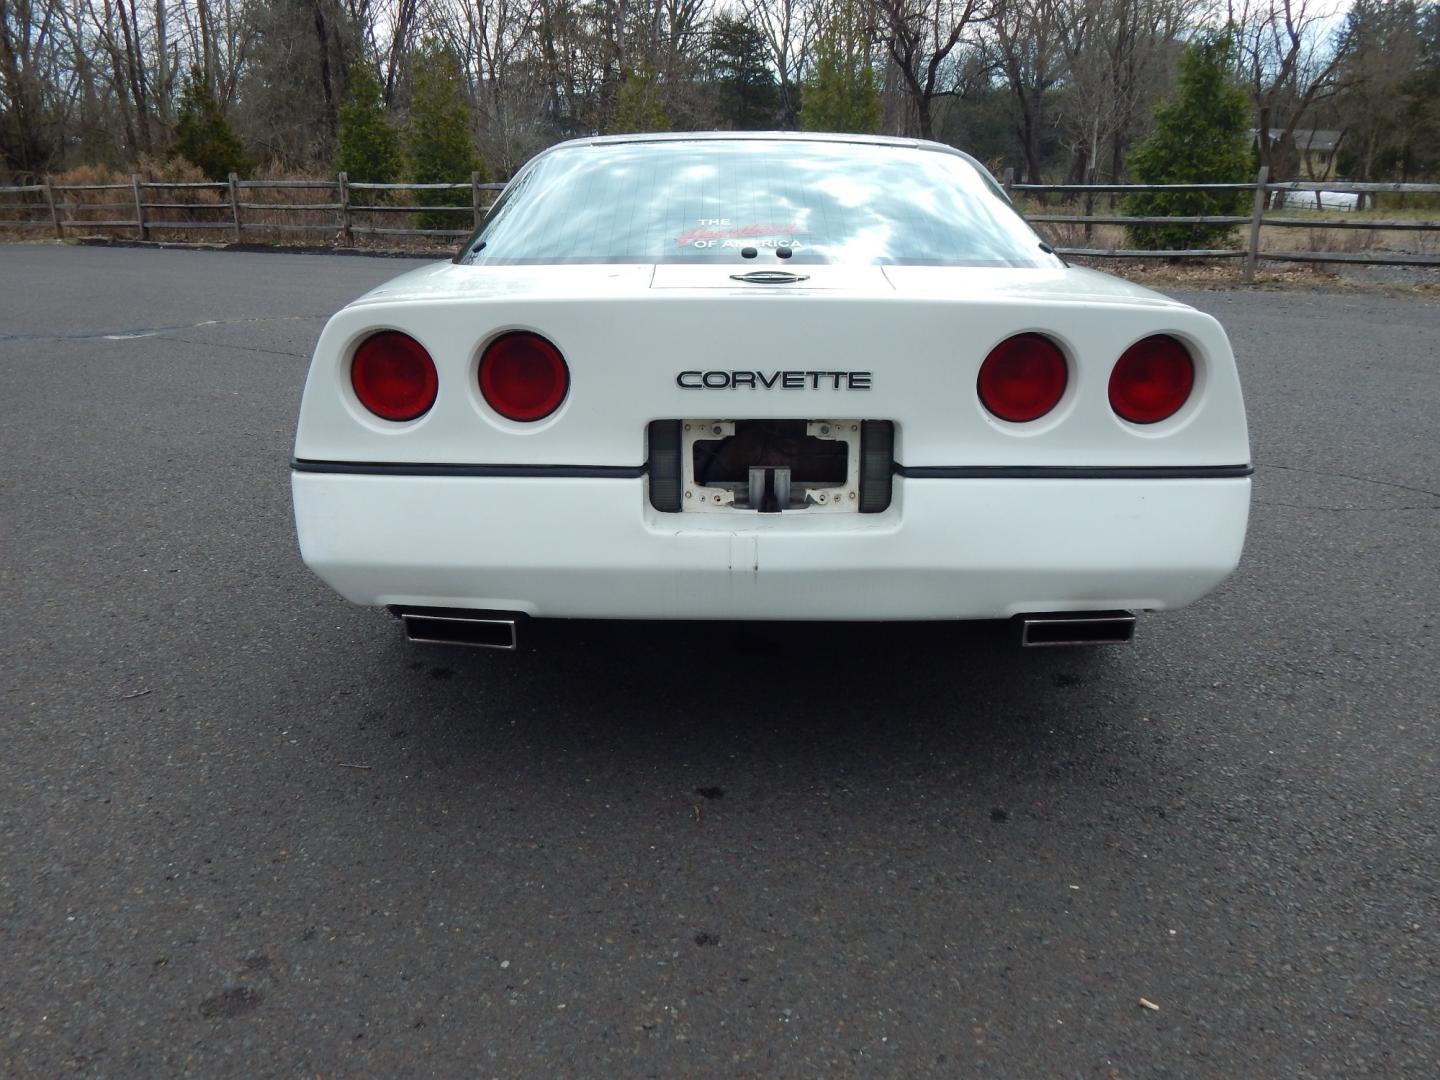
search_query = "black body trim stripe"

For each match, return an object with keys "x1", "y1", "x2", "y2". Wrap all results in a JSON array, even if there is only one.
[
  {"x1": 292, "y1": 458, "x2": 647, "y2": 478},
  {"x1": 292, "y1": 459, "x2": 1252, "y2": 481},
  {"x1": 896, "y1": 464, "x2": 1254, "y2": 480}
]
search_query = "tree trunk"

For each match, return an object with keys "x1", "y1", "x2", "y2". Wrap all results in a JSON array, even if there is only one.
[
  {"x1": 915, "y1": 96, "x2": 933, "y2": 141},
  {"x1": 154, "y1": 0, "x2": 170, "y2": 127},
  {"x1": 1255, "y1": 103, "x2": 1273, "y2": 173},
  {"x1": 312, "y1": 0, "x2": 336, "y2": 134},
  {"x1": 115, "y1": 0, "x2": 152, "y2": 156}
]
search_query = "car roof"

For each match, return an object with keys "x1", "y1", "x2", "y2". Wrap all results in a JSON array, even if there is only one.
[
  {"x1": 527, "y1": 131, "x2": 988, "y2": 177},
  {"x1": 552, "y1": 130, "x2": 936, "y2": 150}
]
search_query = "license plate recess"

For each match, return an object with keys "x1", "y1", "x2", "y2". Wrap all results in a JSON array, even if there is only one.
[{"x1": 681, "y1": 419, "x2": 861, "y2": 513}]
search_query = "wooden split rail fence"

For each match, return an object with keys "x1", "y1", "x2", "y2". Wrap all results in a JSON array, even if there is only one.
[
  {"x1": 0, "y1": 172, "x2": 506, "y2": 246},
  {"x1": 1003, "y1": 167, "x2": 1440, "y2": 281},
  {"x1": 3, "y1": 167, "x2": 1438, "y2": 280}
]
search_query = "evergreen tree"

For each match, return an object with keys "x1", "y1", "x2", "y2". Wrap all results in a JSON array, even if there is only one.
[
  {"x1": 607, "y1": 68, "x2": 670, "y2": 134},
  {"x1": 335, "y1": 63, "x2": 402, "y2": 184},
  {"x1": 407, "y1": 45, "x2": 486, "y2": 230},
  {"x1": 1122, "y1": 32, "x2": 1251, "y2": 251},
  {"x1": 173, "y1": 67, "x2": 248, "y2": 180},
  {"x1": 798, "y1": 1, "x2": 881, "y2": 134},
  {"x1": 710, "y1": 16, "x2": 778, "y2": 130}
]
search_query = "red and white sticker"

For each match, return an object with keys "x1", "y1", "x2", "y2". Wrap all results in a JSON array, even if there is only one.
[{"x1": 676, "y1": 218, "x2": 804, "y2": 250}]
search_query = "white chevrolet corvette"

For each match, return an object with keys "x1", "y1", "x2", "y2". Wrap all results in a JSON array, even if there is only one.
[{"x1": 292, "y1": 132, "x2": 1251, "y2": 649}]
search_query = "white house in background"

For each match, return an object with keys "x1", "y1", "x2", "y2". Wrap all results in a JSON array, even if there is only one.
[
  {"x1": 1250, "y1": 129, "x2": 1345, "y2": 180},
  {"x1": 1250, "y1": 129, "x2": 1359, "y2": 211}
]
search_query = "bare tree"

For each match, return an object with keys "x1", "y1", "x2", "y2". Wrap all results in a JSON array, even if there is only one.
[
  {"x1": 1055, "y1": 0, "x2": 1195, "y2": 182},
  {"x1": 868, "y1": 0, "x2": 987, "y2": 139},
  {"x1": 989, "y1": 0, "x2": 1066, "y2": 181},
  {"x1": 383, "y1": 0, "x2": 422, "y2": 104},
  {"x1": 445, "y1": 0, "x2": 550, "y2": 171},
  {"x1": 1230, "y1": 0, "x2": 1346, "y2": 176},
  {"x1": 741, "y1": 0, "x2": 817, "y2": 127},
  {"x1": 12, "y1": 0, "x2": 1328, "y2": 187},
  {"x1": 1333, "y1": 0, "x2": 1424, "y2": 180}
]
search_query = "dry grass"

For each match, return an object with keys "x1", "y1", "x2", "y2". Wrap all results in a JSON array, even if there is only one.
[
  {"x1": 1, "y1": 158, "x2": 229, "y2": 242},
  {"x1": 232, "y1": 163, "x2": 338, "y2": 247},
  {"x1": 1088, "y1": 258, "x2": 1340, "y2": 290},
  {"x1": 62, "y1": 159, "x2": 225, "y2": 230},
  {"x1": 1013, "y1": 193, "x2": 1439, "y2": 288},
  {"x1": 0, "y1": 185, "x2": 51, "y2": 238},
  {"x1": 1014, "y1": 193, "x2": 1440, "y2": 252},
  {"x1": 1257, "y1": 208, "x2": 1439, "y2": 261}
]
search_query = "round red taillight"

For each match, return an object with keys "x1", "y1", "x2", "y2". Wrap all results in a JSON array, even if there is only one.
[
  {"x1": 350, "y1": 331, "x2": 438, "y2": 421},
  {"x1": 479, "y1": 332, "x2": 568, "y2": 422},
  {"x1": 977, "y1": 334, "x2": 1068, "y2": 423},
  {"x1": 1109, "y1": 335, "x2": 1195, "y2": 424}
]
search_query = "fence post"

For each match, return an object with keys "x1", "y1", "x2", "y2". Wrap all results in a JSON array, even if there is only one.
[
  {"x1": 44, "y1": 178, "x2": 62, "y2": 239},
  {"x1": 1002, "y1": 167, "x2": 1015, "y2": 200},
  {"x1": 1244, "y1": 165, "x2": 1269, "y2": 284},
  {"x1": 338, "y1": 172, "x2": 351, "y2": 247},
  {"x1": 130, "y1": 173, "x2": 147, "y2": 240},
  {"x1": 228, "y1": 172, "x2": 242, "y2": 242},
  {"x1": 471, "y1": 171, "x2": 482, "y2": 228}
]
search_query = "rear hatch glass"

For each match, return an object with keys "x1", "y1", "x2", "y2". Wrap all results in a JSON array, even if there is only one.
[{"x1": 460, "y1": 140, "x2": 1052, "y2": 269}]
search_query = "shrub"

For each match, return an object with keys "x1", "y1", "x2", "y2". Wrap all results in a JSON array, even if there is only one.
[
  {"x1": 799, "y1": 0, "x2": 881, "y2": 134},
  {"x1": 173, "y1": 67, "x2": 249, "y2": 181},
  {"x1": 335, "y1": 63, "x2": 402, "y2": 184},
  {"x1": 1122, "y1": 32, "x2": 1251, "y2": 251},
  {"x1": 406, "y1": 46, "x2": 485, "y2": 231},
  {"x1": 607, "y1": 68, "x2": 670, "y2": 134}
]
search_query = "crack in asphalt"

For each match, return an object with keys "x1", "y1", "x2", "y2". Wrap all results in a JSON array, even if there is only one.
[
  {"x1": 159, "y1": 335, "x2": 308, "y2": 359},
  {"x1": 1255, "y1": 500, "x2": 1439, "y2": 512},
  {"x1": 1256, "y1": 461, "x2": 1440, "y2": 501},
  {"x1": 0, "y1": 313, "x2": 326, "y2": 344}
]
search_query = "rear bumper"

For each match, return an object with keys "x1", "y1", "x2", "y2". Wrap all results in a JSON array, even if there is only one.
[{"x1": 291, "y1": 472, "x2": 1250, "y2": 620}]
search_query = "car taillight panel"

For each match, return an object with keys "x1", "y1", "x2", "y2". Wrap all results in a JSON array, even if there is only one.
[
  {"x1": 1109, "y1": 335, "x2": 1195, "y2": 424},
  {"x1": 350, "y1": 331, "x2": 438, "y2": 422},
  {"x1": 977, "y1": 333, "x2": 1068, "y2": 423},
  {"x1": 479, "y1": 332, "x2": 569, "y2": 422}
]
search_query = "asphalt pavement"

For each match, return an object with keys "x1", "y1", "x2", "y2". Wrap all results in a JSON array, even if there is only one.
[{"x1": 1, "y1": 243, "x2": 1436, "y2": 1077}]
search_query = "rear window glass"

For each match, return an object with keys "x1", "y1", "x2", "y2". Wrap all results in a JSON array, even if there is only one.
[{"x1": 460, "y1": 140, "x2": 1049, "y2": 267}]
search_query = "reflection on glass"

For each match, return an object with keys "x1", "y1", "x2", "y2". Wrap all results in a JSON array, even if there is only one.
[{"x1": 462, "y1": 139, "x2": 1052, "y2": 268}]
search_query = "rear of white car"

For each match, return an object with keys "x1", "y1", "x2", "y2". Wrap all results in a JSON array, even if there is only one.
[{"x1": 292, "y1": 134, "x2": 1251, "y2": 646}]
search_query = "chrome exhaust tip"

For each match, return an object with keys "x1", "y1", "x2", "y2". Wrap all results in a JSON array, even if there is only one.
[
  {"x1": 398, "y1": 610, "x2": 520, "y2": 650},
  {"x1": 1018, "y1": 611, "x2": 1136, "y2": 647}
]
